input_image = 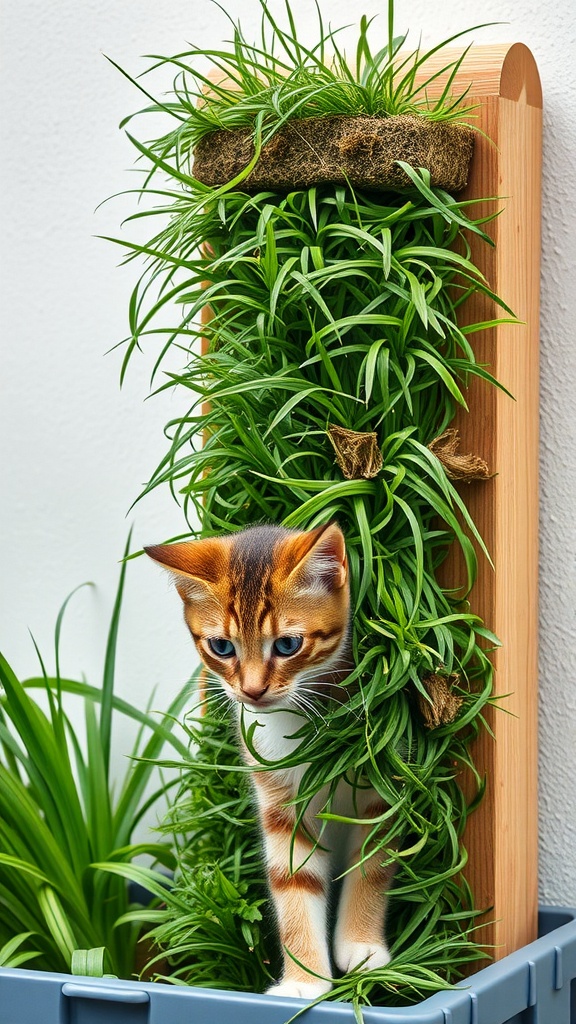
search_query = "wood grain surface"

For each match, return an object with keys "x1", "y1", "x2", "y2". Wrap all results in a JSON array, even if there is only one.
[{"x1": 418, "y1": 43, "x2": 542, "y2": 960}]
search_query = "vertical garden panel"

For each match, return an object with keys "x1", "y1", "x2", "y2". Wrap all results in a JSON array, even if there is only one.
[
  {"x1": 416, "y1": 43, "x2": 542, "y2": 960},
  {"x1": 200, "y1": 42, "x2": 542, "y2": 964}
]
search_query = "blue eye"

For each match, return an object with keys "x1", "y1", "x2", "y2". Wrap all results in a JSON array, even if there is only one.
[
  {"x1": 273, "y1": 636, "x2": 303, "y2": 657},
  {"x1": 208, "y1": 638, "x2": 236, "y2": 658}
]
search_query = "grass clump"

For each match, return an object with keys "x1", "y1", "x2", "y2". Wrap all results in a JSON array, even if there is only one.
[
  {"x1": 0, "y1": 542, "x2": 192, "y2": 978},
  {"x1": 114, "y1": 0, "x2": 486, "y2": 170}
]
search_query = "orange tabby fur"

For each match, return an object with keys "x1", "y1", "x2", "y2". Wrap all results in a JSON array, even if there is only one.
[{"x1": 146, "y1": 523, "x2": 393, "y2": 998}]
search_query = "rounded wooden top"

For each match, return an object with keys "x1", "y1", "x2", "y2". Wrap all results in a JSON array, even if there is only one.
[{"x1": 414, "y1": 42, "x2": 542, "y2": 108}]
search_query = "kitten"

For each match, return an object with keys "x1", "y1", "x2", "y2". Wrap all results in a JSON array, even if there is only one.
[{"x1": 146, "y1": 522, "x2": 393, "y2": 999}]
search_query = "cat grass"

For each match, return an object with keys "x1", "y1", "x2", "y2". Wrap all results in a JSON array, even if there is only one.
[
  {"x1": 107, "y1": 0, "x2": 512, "y2": 1009},
  {"x1": 112, "y1": 0, "x2": 483, "y2": 159}
]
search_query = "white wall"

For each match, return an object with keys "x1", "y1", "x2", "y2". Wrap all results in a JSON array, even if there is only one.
[{"x1": 1, "y1": 0, "x2": 575, "y2": 902}]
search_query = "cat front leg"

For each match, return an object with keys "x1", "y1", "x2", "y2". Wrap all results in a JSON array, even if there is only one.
[
  {"x1": 253, "y1": 770, "x2": 333, "y2": 999},
  {"x1": 333, "y1": 797, "x2": 394, "y2": 974}
]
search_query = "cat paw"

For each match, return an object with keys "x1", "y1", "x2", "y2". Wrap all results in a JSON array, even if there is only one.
[
  {"x1": 266, "y1": 979, "x2": 332, "y2": 1000},
  {"x1": 334, "y1": 940, "x2": 391, "y2": 974}
]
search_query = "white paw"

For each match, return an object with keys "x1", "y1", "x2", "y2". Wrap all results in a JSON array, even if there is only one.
[
  {"x1": 334, "y1": 940, "x2": 391, "y2": 974},
  {"x1": 266, "y1": 979, "x2": 332, "y2": 1000}
]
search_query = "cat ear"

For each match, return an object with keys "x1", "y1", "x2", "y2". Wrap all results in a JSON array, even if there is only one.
[
  {"x1": 284, "y1": 523, "x2": 348, "y2": 593},
  {"x1": 145, "y1": 539, "x2": 227, "y2": 601}
]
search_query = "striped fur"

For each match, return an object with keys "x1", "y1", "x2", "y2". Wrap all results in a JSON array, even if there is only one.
[{"x1": 147, "y1": 523, "x2": 393, "y2": 998}]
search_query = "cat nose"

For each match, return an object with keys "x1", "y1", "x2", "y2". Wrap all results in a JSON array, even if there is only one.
[{"x1": 241, "y1": 679, "x2": 270, "y2": 701}]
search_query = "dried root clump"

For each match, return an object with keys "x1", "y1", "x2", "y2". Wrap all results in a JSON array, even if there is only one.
[
  {"x1": 417, "y1": 672, "x2": 463, "y2": 729},
  {"x1": 428, "y1": 428, "x2": 491, "y2": 482},
  {"x1": 328, "y1": 425, "x2": 383, "y2": 479}
]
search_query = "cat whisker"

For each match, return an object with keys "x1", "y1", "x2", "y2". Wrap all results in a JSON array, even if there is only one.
[
  {"x1": 287, "y1": 693, "x2": 320, "y2": 736},
  {"x1": 290, "y1": 690, "x2": 330, "y2": 729},
  {"x1": 203, "y1": 686, "x2": 228, "y2": 699},
  {"x1": 200, "y1": 683, "x2": 234, "y2": 715},
  {"x1": 292, "y1": 690, "x2": 319, "y2": 712},
  {"x1": 295, "y1": 683, "x2": 327, "y2": 701},
  {"x1": 295, "y1": 684, "x2": 329, "y2": 701},
  {"x1": 297, "y1": 683, "x2": 362, "y2": 722},
  {"x1": 297, "y1": 667, "x2": 351, "y2": 686},
  {"x1": 201, "y1": 674, "x2": 226, "y2": 689}
]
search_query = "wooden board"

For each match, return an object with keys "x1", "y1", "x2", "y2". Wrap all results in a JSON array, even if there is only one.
[{"x1": 417, "y1": 43, "x2": 542, "y2": 960}]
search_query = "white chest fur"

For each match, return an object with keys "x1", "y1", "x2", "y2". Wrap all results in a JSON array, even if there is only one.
[{"x1": 237, "y1": 705, "x2": 308, "y2": 783}]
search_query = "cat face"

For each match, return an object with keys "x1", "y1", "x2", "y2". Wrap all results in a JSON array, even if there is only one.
[{"x1": 146, "y1": 523, "x2": 350, "y2": 709}]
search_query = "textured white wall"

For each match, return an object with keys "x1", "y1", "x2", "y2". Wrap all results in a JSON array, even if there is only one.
[{"x1": 1, "y1": 0, "x2": 575, "y2": 903}]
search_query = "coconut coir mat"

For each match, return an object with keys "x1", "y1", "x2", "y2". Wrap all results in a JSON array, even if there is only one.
[{"x1": 193, "y1": 114, "x2": 474, "y2": 193}]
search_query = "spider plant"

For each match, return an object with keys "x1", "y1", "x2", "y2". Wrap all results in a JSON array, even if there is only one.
[
  {"x1": 108, "y1": 173, "x2": 509, "y2": 1002},
  {"x1": 0, "y1": 934, "x2": 40, "y2": 970},
  {"x1": 0, "y1": 539, "x2": 192, "y2": 978},
  {"x1": 104, "y1": 0, "x2": 513, "y2": 1007}
]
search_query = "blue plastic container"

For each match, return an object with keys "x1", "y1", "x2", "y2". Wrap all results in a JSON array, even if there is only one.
[{"x1": 1, "y1": 907, "x2": 575, "y2": 1024}]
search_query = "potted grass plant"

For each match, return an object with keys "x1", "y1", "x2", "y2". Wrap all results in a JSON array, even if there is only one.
[{"x1": 0, "y1": 539, "x2": 192, "y2": 981}]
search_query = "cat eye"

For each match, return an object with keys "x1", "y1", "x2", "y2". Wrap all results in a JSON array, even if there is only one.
[
  {"x1": 207, "y1": 638, "x2": 236, "y2": 658},
  {"x1": 272, "y1": 635, "x2": 303, "y2": 657}
]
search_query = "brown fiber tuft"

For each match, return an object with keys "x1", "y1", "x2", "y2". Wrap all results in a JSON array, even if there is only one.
[
  {"x1": 328, "y1": 425, "x2": 383, "y2": 479},
  {"x1": 417, "y1": 672, "x2": 463, "y2": 729},
  {"x1": 428, "y1": 428, "x2": 491, "y2": 482}
]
